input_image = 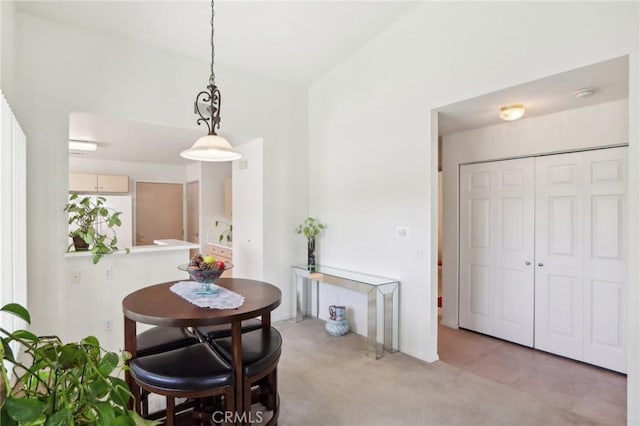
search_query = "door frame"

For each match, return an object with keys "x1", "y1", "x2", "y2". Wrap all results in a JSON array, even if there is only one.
[
  {"x1": 433, "y1": 58, "x2": 638, "y2": 422},
  {"x1": 185, "y1": 180, "x2": 200, "y2": 258}
]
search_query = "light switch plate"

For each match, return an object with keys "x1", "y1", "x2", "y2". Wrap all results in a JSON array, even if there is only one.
[{"x1": 396, "y1": 226, "x2": 409, "y2": 238}]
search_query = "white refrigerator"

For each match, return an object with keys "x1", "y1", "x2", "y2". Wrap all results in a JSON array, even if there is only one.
[{"x1": 99, "y1": 195, "x2": 133, "y2": 248}]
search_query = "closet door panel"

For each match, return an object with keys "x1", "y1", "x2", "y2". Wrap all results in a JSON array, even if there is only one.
[
  {"x1": 459, "y1": 158, "x2": 534, "y2": 346},
  {"x1": 583, "y1": 147, "x2": 627, "y2": 373},
  {"x1": 534, "y1": 153, "x2": 584, "y2": 360},
  {"x1": 494, "y1": 159, "x2": 535, "y2": 346},
  {"x1": 459, "y1": 165, "x2": 494, "y2": 335}
]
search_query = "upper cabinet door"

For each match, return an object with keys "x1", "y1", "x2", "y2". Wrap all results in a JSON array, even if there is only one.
[
  {"x1": 97, "y1": 174, "x2": 129, "y2": 193},
  {"x1": 69, "y1": 173, "x2": 129, "y2": 193},
  {"x1": 69, "y1": 173, "x2": 98, "y2": 192}
]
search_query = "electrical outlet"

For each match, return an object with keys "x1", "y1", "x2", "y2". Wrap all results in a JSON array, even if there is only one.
[
  {"x1": 104, "y1": 320, "x2": 112, "y2": 331},
  {"x1": 71, "y1": 272, "x2": 81, "y2": 284},
  {"x1": 396, "y1": 226, "x2": 409, "y2": 238},
  {"x1": 105, "y1": 268, "x2": 112, "y2": 280}
]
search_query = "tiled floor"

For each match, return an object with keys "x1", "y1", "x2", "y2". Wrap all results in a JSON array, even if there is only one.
[{"x1": 438, "y1": 323, "x2": 627, "y2": 425}]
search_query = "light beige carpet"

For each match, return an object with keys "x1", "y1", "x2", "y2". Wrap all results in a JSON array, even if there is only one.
[{"x1": 276, "y1": 319, "x2": 594, "y2": 426}]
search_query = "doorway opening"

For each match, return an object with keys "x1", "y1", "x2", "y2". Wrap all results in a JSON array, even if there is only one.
[
  {"x1": 433, "y1": 56, "x2": 630, "y2": 422},
  {"x1": 135, "y1": 181, "x2": 184, "y2": 245},
  {"x1": 186, "y1": 180, "x2": 200, "y2": 258}
]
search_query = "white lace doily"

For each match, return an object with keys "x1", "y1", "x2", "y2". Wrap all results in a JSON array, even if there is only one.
[{"x1": 170, "y1": 281, "x2": 245, "y2": 309}]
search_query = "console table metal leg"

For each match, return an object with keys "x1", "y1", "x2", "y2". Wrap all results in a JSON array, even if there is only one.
[
  {"x1": 292, "y1": 271, "x2": 303, "y2": 322},
  {"x1": 383, "y1": 291, "x2": 394, "y2": 353},
  {"x1": 367, "y1": 288, "x2": 381, "y2": 359},
  {"x1": 315, "y1": 279, "x2": 320, "y2": 318}
]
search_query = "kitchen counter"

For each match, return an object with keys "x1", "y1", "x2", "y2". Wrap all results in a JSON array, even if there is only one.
[
  {"x1": 64, "y1": 239, "x2": 199, "y2": 258},
  {"x1": 206, "y1": 242, "x2": 232, "y2": 249},
  {"x1": 153, "y1": 239, "x2": 199, "y2": 247}
]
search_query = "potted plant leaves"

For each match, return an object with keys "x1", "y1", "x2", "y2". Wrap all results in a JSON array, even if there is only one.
[
  {"x1": 295, "y1": 217, "x2": 326, "y2": 271},
  {"x1": 214, "y1": 220, "x2": 232, "y2": 245},
  {"x1": 0, "y1": 303, "x2": 155, "y2": 425},
  {"x1": 64, "y1": 194, "x2": 129, "y2": 264}
]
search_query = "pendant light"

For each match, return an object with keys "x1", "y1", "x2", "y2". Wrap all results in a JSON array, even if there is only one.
[{"x1": 180, "y1": 0, "x2": 241, "y2": 162}]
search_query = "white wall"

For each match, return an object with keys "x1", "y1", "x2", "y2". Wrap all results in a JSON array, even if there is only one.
[
  {"x1": 233, "y1": 139, "x2": 265, "y2": 286},
  {"x1": 64, "y1": 249, "x2": 190, "y2": 352},
  {"x1": 441, "y1": 99, "x2": 629, "y2": 328},
  {"x1": 10, "y1": 11, "x2": 307, "y2": 337},
  {"x1": 308, "y1": 1, "x2": 638, "y2": 372},
  {"x1": 0, "y1": 1, "x2": 16, "y2": 104}
]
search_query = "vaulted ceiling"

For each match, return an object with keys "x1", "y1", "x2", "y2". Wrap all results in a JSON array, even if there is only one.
[
  {"x1": 15, "y1": 2, "x2": 629, "y2": 164},
  {"x1": 16, "y1": 1, "x2": 419, "y2": 86}
]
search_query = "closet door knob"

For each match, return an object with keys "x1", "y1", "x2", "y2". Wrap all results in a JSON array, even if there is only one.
[
  {"x1": 538, "y1": 263, "x2": 544, "y2": 267},
  {"x1": 525, "y1": 261, "x2": 531, "y2": 265}
]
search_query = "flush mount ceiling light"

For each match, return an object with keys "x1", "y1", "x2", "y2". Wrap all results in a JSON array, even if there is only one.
[
  {"x1": 499, "y1": 104, "x2": 525, "y2": 121},
  {"x1": 574, "y1": 87, "x2": 596, "y2": 98},
  {"x1": 180, "y1": 0, "x2": 241, "y2": 162},
  {"x1": 68, "y1": 140, "x2": 97, "y2": 152}
]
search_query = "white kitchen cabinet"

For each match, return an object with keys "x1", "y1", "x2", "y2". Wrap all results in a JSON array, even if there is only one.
[
  {"x1": 459, "y1": 147, "x2": 627, "y2": 373},
  {"x1": 69, "y1": 173, "x2": 129, "y2": 193}
]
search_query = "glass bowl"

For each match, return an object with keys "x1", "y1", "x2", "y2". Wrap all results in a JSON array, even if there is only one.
[{"x1": 178, "y1": 263, "x2": 233, "y2": 295}]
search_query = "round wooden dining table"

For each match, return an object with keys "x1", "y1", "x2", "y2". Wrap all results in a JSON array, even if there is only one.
[{"x1": 122, "y1": 278, "x2": 282, "y2": 422}]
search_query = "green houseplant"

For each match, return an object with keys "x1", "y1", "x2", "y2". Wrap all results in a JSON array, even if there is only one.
[
  {"x1": 295, "y1": 217, "x2": 326, "y2": 271},
  {"x1": 0, "y1": 303, "x2": 153, "y2": 425},
  {"x1": 214, "y1": 220, "x2": 232, "y2": 244},
  {"x1": 64, "y1": 194, "x2": 129, "y2": 264}
]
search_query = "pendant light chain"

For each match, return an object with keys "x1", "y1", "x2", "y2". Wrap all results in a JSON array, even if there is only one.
[
  {"x1": 181, "y1": 0, "x2": 240, "y2": 162},
  {"x1": 210, "y1": 0, "x2": 216, "y2": 85}
]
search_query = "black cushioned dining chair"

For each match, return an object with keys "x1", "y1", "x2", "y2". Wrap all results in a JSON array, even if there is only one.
[
  {"x1": 135, "y1": 326, "x2": 200, "y2": 415},
  {"x1": 137, "y1": 326, "x2": 199, "y2": 357},
  {"x1": 209, "y1": 327, "x2": 282, "y2": 425},
  {"x1": 130, "y1": 342, "x2": 235, "y2": 426},
  {"x1": 195, "y1": 318, "x2": 262, "y2": 341}
]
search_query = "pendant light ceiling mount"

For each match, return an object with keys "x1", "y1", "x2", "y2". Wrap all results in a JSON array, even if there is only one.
[{"x1": 180, "y1": 0, "x2": 241, "y2": 162}]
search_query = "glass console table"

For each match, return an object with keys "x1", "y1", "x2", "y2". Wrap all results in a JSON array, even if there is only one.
[{"x1": 291, "y1": 265, "x2": 399, "y2": 359}]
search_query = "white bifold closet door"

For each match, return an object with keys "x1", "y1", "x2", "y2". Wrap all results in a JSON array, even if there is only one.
[
  {"x1": 459, "y1": 157, "x2": 535, "y2": 347},
  {"x1": 459, "y1": 147, "x2": 627, "y2": 373},
  {"x1": 535, "y1": 147, "x2": 627, "y2": 373}
]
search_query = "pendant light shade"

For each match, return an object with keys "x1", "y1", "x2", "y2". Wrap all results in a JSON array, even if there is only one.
[
  {"x1": 181, "y1": 0, "x2": 241, "y2": 162},
  {"x1": 180, "y1": 134, "x2": 242, "y2": 161}
]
